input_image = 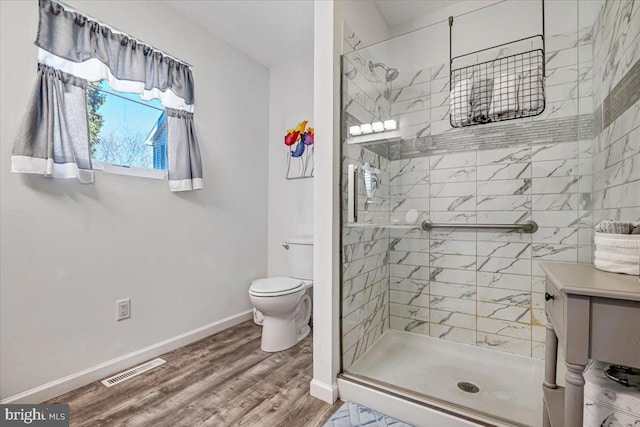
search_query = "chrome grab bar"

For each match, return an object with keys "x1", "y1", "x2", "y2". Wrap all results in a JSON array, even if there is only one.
[{"x1": 420, "y1": 220, "x2": 538, "y2": 233}]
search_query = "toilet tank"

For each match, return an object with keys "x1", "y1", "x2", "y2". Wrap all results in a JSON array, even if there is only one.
[{"x1": 285, "y1": 237, "x2": 313, "y2": 280}]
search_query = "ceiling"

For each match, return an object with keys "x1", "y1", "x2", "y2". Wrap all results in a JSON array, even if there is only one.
[
  {"x1": 374, "y1": 0, "x2": 464, "y2": 27},
  {"x1": 166, "y1": 0, "x2": 462, "y2": 68},
  {"x1": 165, "y1": 0, "x2": 314, "y2": 68}
]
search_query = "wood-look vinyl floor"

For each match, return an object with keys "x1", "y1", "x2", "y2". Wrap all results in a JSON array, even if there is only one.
[{"x1": 47, "y1": 321, "x2": 342, "y2": 427}]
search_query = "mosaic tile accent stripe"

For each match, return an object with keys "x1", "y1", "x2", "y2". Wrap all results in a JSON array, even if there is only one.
[
  {"x1": 359, "y1": 114, "x2": 594, "y2": 161},
  {"x1": 602, "y1": 59, "x2": 640, "y2": 129},
  {"x1": 592, "y1": 0, "x2": 640, "y2": 226}
]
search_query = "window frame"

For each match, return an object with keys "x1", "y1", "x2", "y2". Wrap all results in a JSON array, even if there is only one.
[
  {"x1": 92, "y1": 161, "x2": 168, "y2": 180},
  {"x1": 87, "y1": 81, "x2": 168, "y2": 181}
]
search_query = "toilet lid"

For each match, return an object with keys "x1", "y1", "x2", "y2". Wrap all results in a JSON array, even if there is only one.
[{"x1": 249, "y1": 277, "x2": 305, "y2": 295}]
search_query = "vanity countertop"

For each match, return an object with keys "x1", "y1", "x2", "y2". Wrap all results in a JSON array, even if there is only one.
[{"x1": 540, "y1": 262, "x2": 640, "y2": 301}]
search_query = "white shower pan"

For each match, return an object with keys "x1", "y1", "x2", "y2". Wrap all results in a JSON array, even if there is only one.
[{"x1": 341, "y1": 329, "x2": 544, "y2": 427}]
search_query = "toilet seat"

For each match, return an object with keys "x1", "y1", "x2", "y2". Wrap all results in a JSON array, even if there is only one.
[{"x1": 249, "y1": 277, "x2": 305, "y2": 297}]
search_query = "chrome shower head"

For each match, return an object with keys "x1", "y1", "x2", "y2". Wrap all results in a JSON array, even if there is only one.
[
  {"x1": 368, "y1": 61, "x2": 400, "y2": 82},
  {"x1": 386, "y1": 67, "x2": 400, "y2": 82}
]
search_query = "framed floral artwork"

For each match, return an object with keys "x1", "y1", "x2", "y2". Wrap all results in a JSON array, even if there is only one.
[{"x1": 285, "y1": 120, "x2": 314, "y2": 179}]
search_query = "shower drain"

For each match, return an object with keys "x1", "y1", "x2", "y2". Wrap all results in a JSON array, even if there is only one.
[{"x1": 457, "y1": 381, "x2": 480, "y2": 393}]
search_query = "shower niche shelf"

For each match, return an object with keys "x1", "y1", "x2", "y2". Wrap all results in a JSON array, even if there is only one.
[
  {"x1": 448, "y1": 0, "x2": 547, "y2": 128},
  {"x1": 347, "y1": 129, "x2": 401, "y2": 145}
]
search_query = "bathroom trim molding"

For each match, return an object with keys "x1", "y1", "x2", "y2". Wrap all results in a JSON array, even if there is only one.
[
  {"x1": 0, "y1": 309, "x2": 254, "y2": 405},
  {"x1": 310, "y1": 378, "x2": 339, "y2": 403}
]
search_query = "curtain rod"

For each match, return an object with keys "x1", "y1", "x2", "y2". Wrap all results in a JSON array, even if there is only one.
[{"x1": 51, "y1": 0, "x2": 194, "y2": 68}]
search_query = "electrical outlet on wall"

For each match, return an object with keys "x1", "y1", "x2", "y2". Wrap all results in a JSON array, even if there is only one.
[{"x1": 116, "y1": 298, "x2": 131, "y2": 321}]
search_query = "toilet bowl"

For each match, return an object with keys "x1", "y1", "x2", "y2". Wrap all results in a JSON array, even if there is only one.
[
  {"x1": 249, "y1": 237, "x2": 313, "y2": 352},
  {"x1": 249, "y1": 277, "x2": 311, "y2": 352}
]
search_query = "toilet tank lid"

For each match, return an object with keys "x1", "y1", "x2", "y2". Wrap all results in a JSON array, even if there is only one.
[{"x1": 285, "y1": 236, "x2": 313, "y2": 245}]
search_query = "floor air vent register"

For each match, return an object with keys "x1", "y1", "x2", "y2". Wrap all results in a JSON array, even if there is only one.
[{"x1": 101, "y1": 358, "x2": 166, "y2": 387}]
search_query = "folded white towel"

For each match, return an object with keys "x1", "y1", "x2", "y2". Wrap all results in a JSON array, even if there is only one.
[
  {"x1": 594, "y1": 259, "x2": 639, "y2": 276},
  {"x1": 594, "y1": 233, "x2": 640, "y2": 249},
  {"x1": 594, "y1": 232, "x2": 640, "y2": 276},
  {"x1": 519, "y1": 69, "x2": 544, "y2": 113},
  {"x1": 470, "y1": 78, "x2": 494, "y2": 123},
  {"x1": 450, "y1": 79, "x2": 471, "y2": 126},
  {"x1": 489, "y1": 73, "x2": 521, "y2": 118},
  {"x1": 594, "y1": 250, "x2": 639, "y2": 265}
]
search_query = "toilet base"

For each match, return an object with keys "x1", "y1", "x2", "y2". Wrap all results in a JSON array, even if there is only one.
[
  {"x1": 259, "y1": 294, "x2": 312, "y2": 352},
  {"x1": 298, "y1": 324, "x2": 311, "y2": 342},
  {"x1": 260, "y1": 318, "x2": 310, "y2": 352}
]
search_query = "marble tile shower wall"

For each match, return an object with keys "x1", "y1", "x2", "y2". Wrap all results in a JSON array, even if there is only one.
[
  {"x1": 340, "y1": 4, "x2": 639, "y2": 362},
  {"x1": 387, "y1": 141, "x2": 594, "y2": 358},
  {"x1": 343, "y1": 24, "x2": 392, "y2": 126},
  {"x1": 592, "y1": 0, "x2": 640, "y2": 225},
  {"x1": 385, "y1": 27, "x2": 595, "y2": 157},
  {"x1": 385, "y1": 30, "x2": 595, "y2": 358},
  {"x1": 341, "y1": 25, "x2": 391, "y2": 369}
]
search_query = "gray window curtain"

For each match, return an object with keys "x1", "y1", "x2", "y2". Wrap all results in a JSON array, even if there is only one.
[
  {"x1": 166, "y1": 109, "x2": 203, "y2": 191},
  {"x1": 36, "y1": 0, "x2": 193, "y2": 106},
  {"x1": 11, "y1": 64, "x2": 93, "y2": 184},
  {"x1": 11, "y1": 0, "x2": 203, "y2": 191}
]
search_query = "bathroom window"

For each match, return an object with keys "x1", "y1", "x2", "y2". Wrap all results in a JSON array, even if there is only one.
[
  {"x1": 13, "y1": 0, "x2": 201, "y2": 191},
  {"x1": 88, "y1": 80, "x2": 168, "y2": 179}
]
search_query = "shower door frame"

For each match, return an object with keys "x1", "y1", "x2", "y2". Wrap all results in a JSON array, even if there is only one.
[{"x1": 336, "y1": 52, "x2": 519, "y2": 427}]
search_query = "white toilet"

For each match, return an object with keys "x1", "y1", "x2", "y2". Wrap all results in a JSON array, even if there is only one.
[{"x1": 249, "y1": 237, "x2": 313, "y2": 352}]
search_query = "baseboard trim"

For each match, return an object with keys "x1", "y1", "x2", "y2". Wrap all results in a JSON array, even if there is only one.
[
  {"x1": 1, "y1": 310, "x2": 254, "y2": 404},
  {"x1": 310, "y1": 378, "x2": 339, "y2": 403}
]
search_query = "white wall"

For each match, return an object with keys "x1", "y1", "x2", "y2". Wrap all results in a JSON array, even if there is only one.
[
  {"x1": 311, "y1": 0, "x2": 390, "y2": 403},
  {"x1": 374, "y1": 0, "x2": 587, "y2": 78},
  {"x1": 0, "y1": 0, "x2": 269, "y2": 400},
  {"x1": 267, "y1": 55, "x2": 314, "y2": 277},
  {"x1": 389, "y1": 0, "x2": 502, "y2": 37},
  {"x1": 267, "y1": 0, "x2": 388, "y2": 281},
  {"x1": 389, "y1": 0, "x2": 600, "y2": 39},
  {"x1": 311, "y1": 0, "x2": 342, "y2": 403},
  {"x1": 341, "y1": 0, "x2": 391, "y2": 47}
]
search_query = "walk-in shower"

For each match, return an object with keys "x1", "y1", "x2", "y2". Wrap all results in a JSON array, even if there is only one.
[{"x1": 339, "y1": 0, "x2": 601, "y2": 425}]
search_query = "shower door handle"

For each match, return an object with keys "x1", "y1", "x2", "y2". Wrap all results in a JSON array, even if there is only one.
[{"x1": 348, "y1": 164, "x2": 358, "y2": 223}]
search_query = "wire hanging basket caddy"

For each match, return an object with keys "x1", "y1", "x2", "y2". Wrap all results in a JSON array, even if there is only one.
[{"x1": 449, "y1": 0, "x2": 546, "y2": 128}]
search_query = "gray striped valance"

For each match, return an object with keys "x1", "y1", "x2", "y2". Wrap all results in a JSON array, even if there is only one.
[{"x1": 36, "y1": 0, "x2": 194, "y2": 107}]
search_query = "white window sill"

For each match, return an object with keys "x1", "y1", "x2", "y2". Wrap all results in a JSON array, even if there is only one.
[{"x1": 93, "y1": 161, "x2": 167, "y2": 180}]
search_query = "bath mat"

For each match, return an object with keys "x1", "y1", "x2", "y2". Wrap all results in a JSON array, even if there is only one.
[{"x1": 322, "y1": 401, "x2": 413, "y2": 427}]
